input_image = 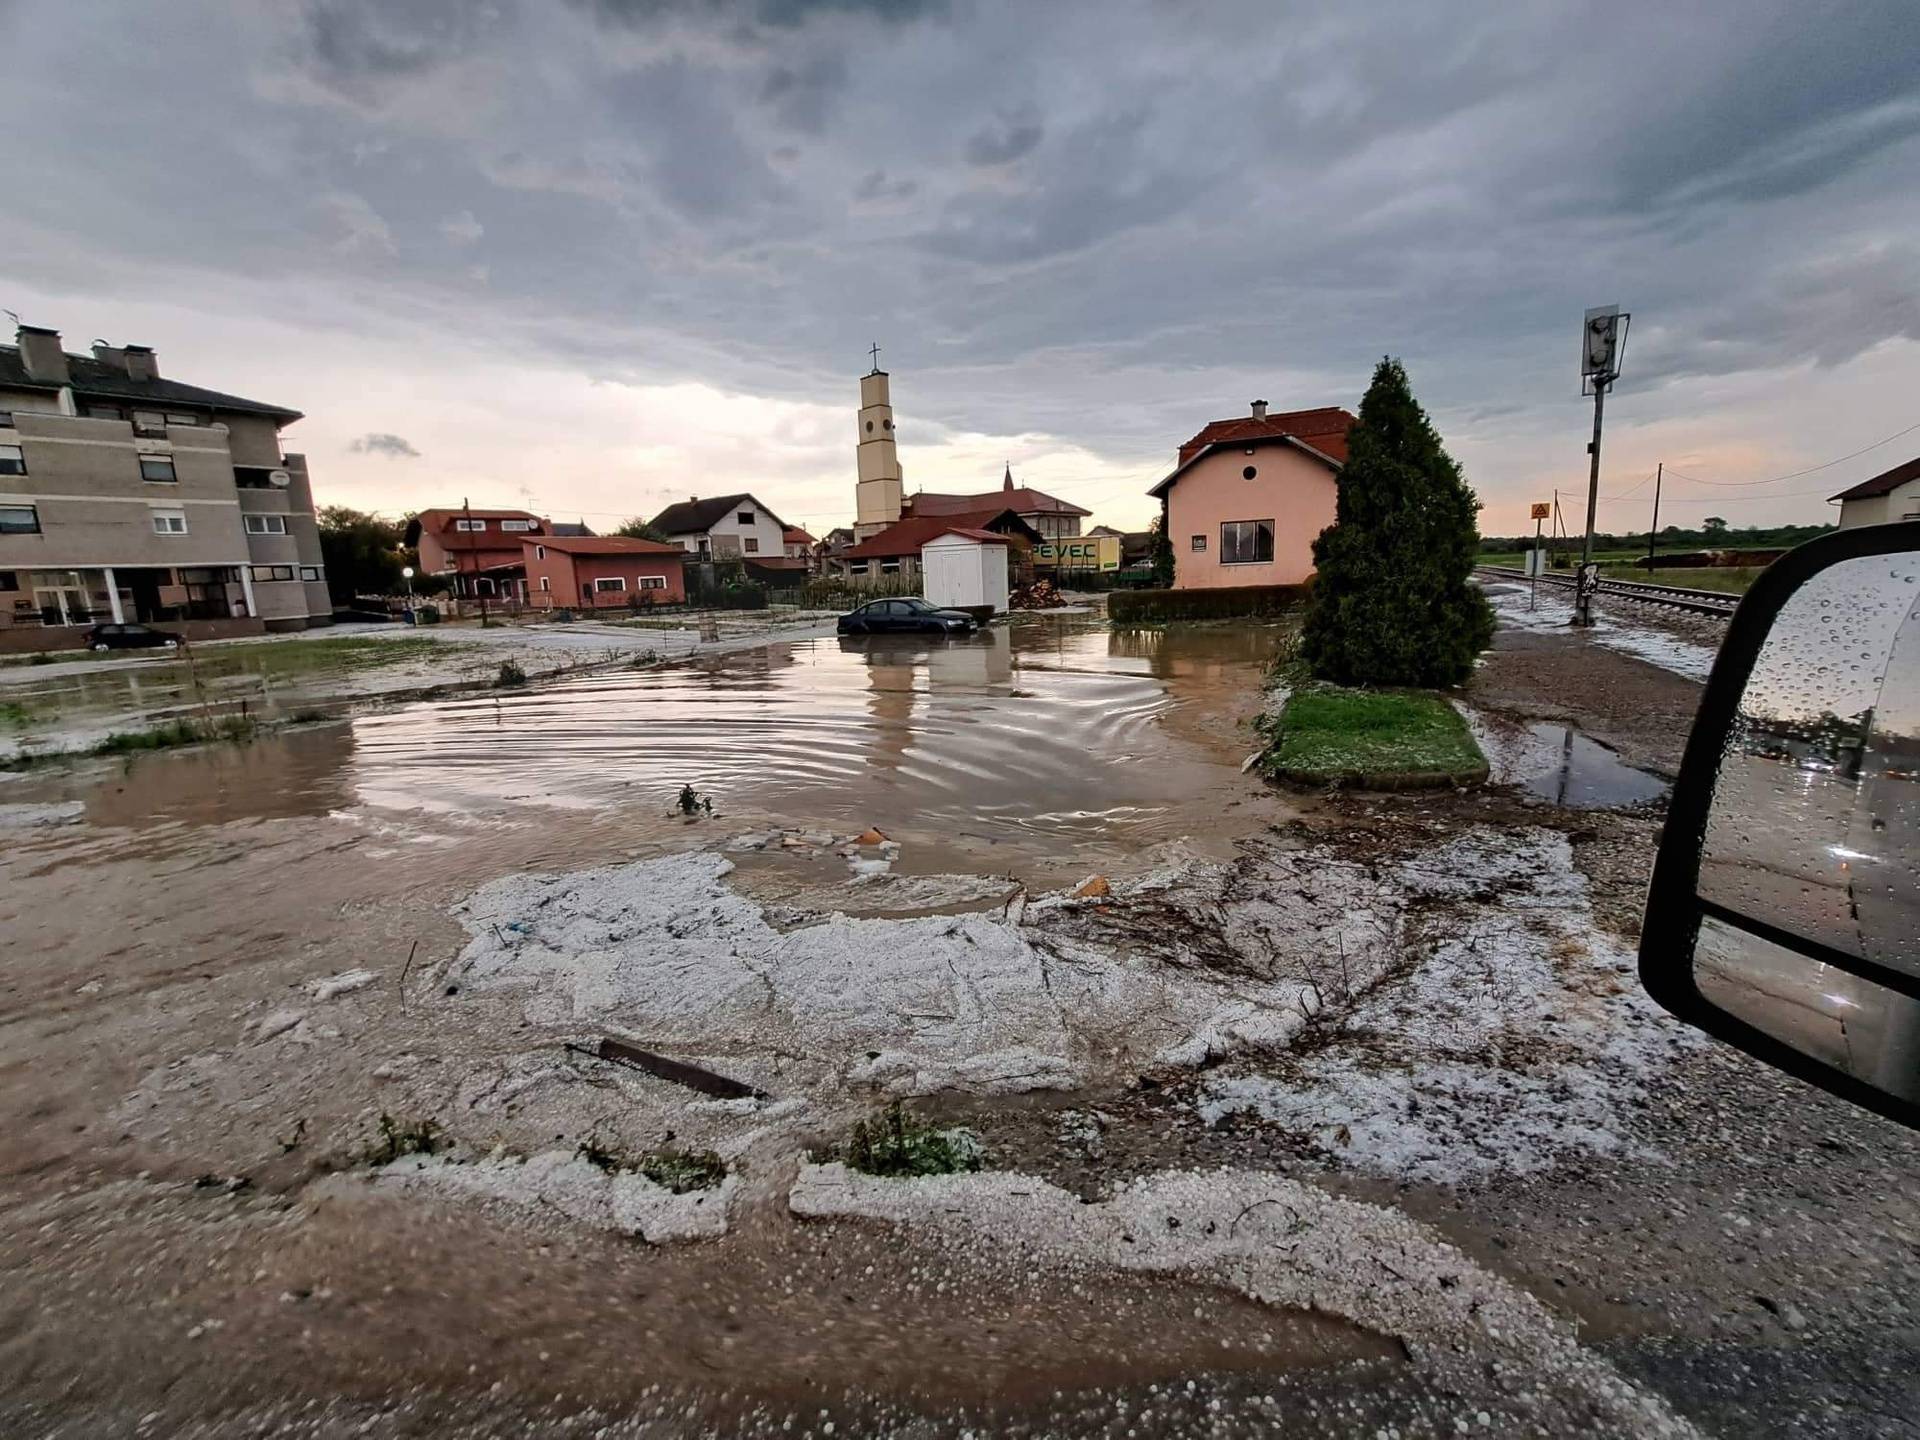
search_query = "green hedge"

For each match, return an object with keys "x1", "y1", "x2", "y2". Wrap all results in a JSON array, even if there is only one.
[{"x1": 1108, "y1": 584, "x2": 1306, "y2": 623}]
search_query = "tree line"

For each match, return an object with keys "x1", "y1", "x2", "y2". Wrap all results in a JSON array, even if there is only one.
[
  {"x1": 316, "y1": 508, "x2": 666, "y2": 602},
  {"x1": 1478, "y1": 518, "x2": 1836, "y2": 554}
]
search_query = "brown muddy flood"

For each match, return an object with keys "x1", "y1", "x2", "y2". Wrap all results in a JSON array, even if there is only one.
[{"x1": 12, "y1": 614, "x2": 1290, "y2": 884}]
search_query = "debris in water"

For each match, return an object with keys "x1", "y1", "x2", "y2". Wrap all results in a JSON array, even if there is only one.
[{"x1": 1073, "y1": 875, "x2": 1112, "y2": 899}]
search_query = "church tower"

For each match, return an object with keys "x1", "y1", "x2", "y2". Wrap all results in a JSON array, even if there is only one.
[{"x1": 853, "y1": 358, "x2": 904, "y2": 541}]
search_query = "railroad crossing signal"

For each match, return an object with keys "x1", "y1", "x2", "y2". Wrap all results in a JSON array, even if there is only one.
[{"x1": 1530, "y1": 502, "x2": 1552, "y2": 520}]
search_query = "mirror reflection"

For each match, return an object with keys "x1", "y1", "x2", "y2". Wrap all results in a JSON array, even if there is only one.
[{"x1": 1700, "y1": 553, "x2": 1920, "y2": 976}]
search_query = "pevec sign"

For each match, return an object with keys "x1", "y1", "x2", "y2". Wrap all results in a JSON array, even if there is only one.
[{"x1": 1033, "y1": 536, "x2": 1122, "y2": 571}]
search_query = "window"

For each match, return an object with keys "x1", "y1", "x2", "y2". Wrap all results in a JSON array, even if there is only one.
[
  {"x1": 250, "y1": 564, "x2": 295, "y2": 581},
  {"x1": 880, "y1": 558, "x2": 901, "y2": 574},
  {"x1": 300, "y1": 565, "x2": 322, "y2": 581},
  {"x1": 0, "y1": 504, "x2": 40, "y2": 535},
  {"x1": 538, "y1": 575, "x2": 551, "y2": 593},
  {"x1": 85, "y1": 404, "x2": 123, "y2": 420},
  {"x1": 638, "y1": 575, "x2": 668, "y2": 590},
  {"x1": 500, "y1": 519, "x2": 534, "y2": 532},
  {"x1": 475, "y1": 577, "x2": 496, "y2": 595},
  {"x1": 737, "y1": 511, "x2": 754, "y2": 524},
  {"x1": 594, "y1": 576, "x2": 627, "y2": 593},
  {"x1": 132, "y1": 411, "x2": 167, "y2": 437},
  {"x1": 0, "y1": 411, "x2": 13, "y2": 428},
  {"x1": 164, "y1": 412, "x2": 198, "y2": 427},
  {"x1": 1219, "y1": 519, "x2": 1275, "y2": 565},
  {"x1": 151, "y1": 508, "x2": 189, "y2": 535},
  {"x1": 1190, "y1": 534, "x2": 1206, "y2": 552},
  {"x1": 0, "y1": 444, "x2": 25, "y2": 477},
  {"x1": 849, "y1": 560, "x2": 870, "y2": 575},
  {"x1": 244, "y1": 514, "x2": 289, "y2": 535},
  {"x1": 138, "y1": 455, "x2": 178, "y2": 483},
  {"x1": 743, "y1": 537, "x2": 760, "y2": 553},
  {"x1": 0, "y1": 571, "x2": 18, "y2": 591},
  {"x1": 1242, "y1": 465, "x2": 1258, "y2": 480},
  {"x1": 454, "y1": 518, "x2": 486, "y2": 532},
  {"x1": 534, "y1": 545, "x2": 546, "y2": 560}
]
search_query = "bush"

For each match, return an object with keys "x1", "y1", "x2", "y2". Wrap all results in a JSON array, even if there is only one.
[
  {"x1": 1108, "y1": 584, "x2": 1306, "y2": 624},
  {"x1": 844, "y1": 1101, "x2": 984, "y2": 1178},
  {"x1": 494, "y1": 659, "x2": 527, "y2": 688},
  {"x1": 1300, "y1": 357, "x2": 1493, "y2": 686}
]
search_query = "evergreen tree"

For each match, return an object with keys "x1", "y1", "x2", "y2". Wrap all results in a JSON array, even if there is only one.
[{"x1": 1299, "y1": 358, "x2": 1493, "y2": 687}]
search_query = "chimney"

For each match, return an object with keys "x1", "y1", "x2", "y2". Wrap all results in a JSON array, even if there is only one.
[
  {"x1": 123, "y1": 345, "x2": 158, "y2": 382},
  {"x1": 92, "y1": 342, "x2": 128, "y2": 371},
  {"x1": 17, "y1": 326, "x2": 69, "y2": 385},
  {"x1": 1250, "y1": 400, "x2": 1268, "y2": 421}
]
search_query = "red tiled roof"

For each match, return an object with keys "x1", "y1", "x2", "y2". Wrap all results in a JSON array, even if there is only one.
[
  {"x1": 1176, "y1": 406, "x2": 1356, "y2": 466},
  {"x1": 1831, "y1": 454, "x2": 1920, "y2": 502},
  {"x1": 908, "y1": 486, "x2": 1091, "y2": 518},
  {"x1": 843, "y1": 509, "x2": 1037, "y2": 559},
  {"x1": 782, "y1": 526, "x2": 816, "y2": 546},
  {"x1": 928, "y1": 527, "x2": 1010, "y2": 545},
  {"x1": 524, "y1": 535, "x2": 682, "y2": 556}
]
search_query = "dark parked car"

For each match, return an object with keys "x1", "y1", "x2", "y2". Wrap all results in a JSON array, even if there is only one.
[
  {"x1": 837, "y1": 597, "x2": 974, "y2": 636},
  {"x1": 84, "y1": 622, "x2": 181, "y2": 652}
]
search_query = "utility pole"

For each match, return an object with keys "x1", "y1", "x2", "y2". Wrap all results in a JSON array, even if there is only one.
[
  {"x1": 462, "y1": 495, "x2": 489, "y2": 627},
  {"x1": 1575, "y1": 304, "x2": 1630, "y2": 627},
  {"x1": 1647, "y1": 462, "x2": 1662, "y2": 573}
]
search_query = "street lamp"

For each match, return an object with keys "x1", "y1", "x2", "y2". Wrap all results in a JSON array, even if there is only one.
[{"x1": 401, "y1": 565, "x2": 416, "y2": 624}]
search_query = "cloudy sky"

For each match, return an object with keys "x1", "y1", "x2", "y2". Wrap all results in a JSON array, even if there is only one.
[{"x1": 4, "y1": 0, "x2": 1918, "y2": 537}]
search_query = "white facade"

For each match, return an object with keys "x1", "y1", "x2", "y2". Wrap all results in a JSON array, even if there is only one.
[
  {"x1": 921, "y1": 532, "x2": 1010, "y2": 614},
  {"x1": 672, "y1": 496, "x2": 788, "y2": 560},
  {"x1": 1838, "y1": 478, "x2": 1920, "y2": 529}
]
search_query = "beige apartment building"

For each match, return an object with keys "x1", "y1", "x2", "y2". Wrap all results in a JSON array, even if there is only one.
[{"x1": 0, "y1": 323, "x2": 330, "y2": 651}]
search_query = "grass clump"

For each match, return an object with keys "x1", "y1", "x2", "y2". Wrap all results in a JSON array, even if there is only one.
[
  {"x1": 92, "y1": 715, "x2": 257, "y2": 756},
  {"x1": 494, "y1": 658, "x2": 528, "y2": 687},
  {"x1": 365, "y1": 1112, "x2": 444, "y2": 1165},
  {"x1": 1265, "y1": 686, "x2": 1486, "y2": 790},
  {"x1": 844, "y1": 1101, "x2": 984, "y2": 1178},
  {"x1": 638, "y1": 1148, "x2": 728, "y2": 1193}
]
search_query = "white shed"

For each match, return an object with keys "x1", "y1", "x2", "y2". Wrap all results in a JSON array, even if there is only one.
[{"x1": 921, "y1": 528, "x2": 1010, "y2": 615}]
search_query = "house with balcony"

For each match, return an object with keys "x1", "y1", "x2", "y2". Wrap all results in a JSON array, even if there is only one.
[
  {"x1": 647, "y1": 493, "x2": 792, "y2": 562},
  {"x1": 0, "y1": 323, "x2": 331, "y2": 650},
  {"x1": 412, "y1": 507, "x2": 554, "y2": 600}
]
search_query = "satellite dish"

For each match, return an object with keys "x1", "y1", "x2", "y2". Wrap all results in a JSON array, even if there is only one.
[{"x1": 268, "y1": 469, "x2": 292, "y2": 488}]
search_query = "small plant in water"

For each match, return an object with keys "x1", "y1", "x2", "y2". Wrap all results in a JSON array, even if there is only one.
[
  {"x1": 639, "y1": 1148, "x2": 728, "y2": 1193},
  {"x1": 844, "y1": 1101, "x2": 984, "y2": 1178},
  {"x1": 677, "y1": 783, "x2": 713, "y2": 815},
  {"x1": 575, "y1": 1133, "x2": 637, "y2": 1174},
  {"x1": 365, "y1": 1112, "x2": 443, "y2": 1165},
  {"x1": 495, "y1": 658, "x2": 528, "y2": 688}
]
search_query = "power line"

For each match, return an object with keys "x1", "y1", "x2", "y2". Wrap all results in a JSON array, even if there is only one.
[{"x1": 1661, "y1": 419, "x2": 1920, "y2": 488}]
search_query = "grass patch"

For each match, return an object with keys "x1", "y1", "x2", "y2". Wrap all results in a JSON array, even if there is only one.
[
  {"x1": 92, "y1": 715, "x2": 257, "y2": 755},
  {"x1": 0, "y1": 700, "x2": 29, "y2": 728},
  {"x1": 365, "y1": 1113, "x2": 444, "y2": 1165},
  {"x1": 494, "y1": 658, "x2": 528, "y2": 688},
  {"x1": 1264, "y1": 686, "x2": 1486, "y2": 790},
  {"x1": 576, "y1": 1135, "x2": 729, "y2": 1192},
  {"x1": 843, "y1": 1101, "x2": 985, "y2": 1178},
  {"x1": 1598, "y1": 564, "x2": 1763, "y2": 594}
]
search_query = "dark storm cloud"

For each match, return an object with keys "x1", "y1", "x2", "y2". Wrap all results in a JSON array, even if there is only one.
[
  {"x1": 854, "y1": 169, "x2": 917, "y2": 202},
  {"x1": 572, "y1": 0, "x2": 946, "y2": 29},
  {"x1": 760, "y1": 53, "x2": 848, "y2": 134},
  {"x1": 298, "y1": 0, "x2": 502, "y2": 92},
  {"x1": 351, "y1": 432, "x2": 421, "y2": 458},
  {"x1": 962, "y1": 107, "x2": 1043, "y2": 166}
]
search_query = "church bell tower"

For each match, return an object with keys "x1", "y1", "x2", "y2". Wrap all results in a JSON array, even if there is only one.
[{"x1": 854, "y1": 353, "x2": 904, "y2": 541}]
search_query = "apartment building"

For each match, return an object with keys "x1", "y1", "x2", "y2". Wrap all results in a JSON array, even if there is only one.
[{"x1": 0, "y1": 323, "x2": 330, "y2": 650}]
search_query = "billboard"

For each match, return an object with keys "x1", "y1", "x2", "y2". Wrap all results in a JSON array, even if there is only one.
[{"x1": 1033, "y1": 536, "x2": 1121, "y2": 571}]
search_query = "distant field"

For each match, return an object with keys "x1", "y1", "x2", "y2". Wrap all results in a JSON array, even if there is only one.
[
  {"x1": 1597, "y1": 565, "x2": 1764, "y2": 594},
  {"x1": 1479, "y1": 549, "x2": 1644, "y2": 568}
]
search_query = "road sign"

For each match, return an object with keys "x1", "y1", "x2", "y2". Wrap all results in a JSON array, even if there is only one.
[{"x1": 1530, "y1": 502, "x2": 1552, "y2": 520}]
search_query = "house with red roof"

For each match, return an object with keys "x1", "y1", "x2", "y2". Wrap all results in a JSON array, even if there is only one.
[
  {"x1": 413, "y1": 507, "x2": 553, "y2": 599},
  {"x1": 904, "y1": 466, "x2": 1090, "y2": 539},
  {"x1": 830, "y1": 507, "x2": 1042, "y2": 584},
  {"x1": 522, "y1": 534, "x2": 686, "y2": 610},
  {"x1": 1148, "y1": 401, "x2": 1356, "y2": 589}
]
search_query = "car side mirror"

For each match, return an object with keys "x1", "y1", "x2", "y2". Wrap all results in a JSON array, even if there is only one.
[{"x1": 1641, "y1": 522, "x2": 1920, "y2": 1129}]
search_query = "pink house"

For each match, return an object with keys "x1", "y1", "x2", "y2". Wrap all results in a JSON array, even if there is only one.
[{"x1": 1149, "y1": 402, "x2": 1356, "y2": 589}]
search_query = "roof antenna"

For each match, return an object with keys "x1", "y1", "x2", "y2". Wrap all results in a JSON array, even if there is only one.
[{"x1": 3, "y1": 310, "x2": 19, "y2": 327}]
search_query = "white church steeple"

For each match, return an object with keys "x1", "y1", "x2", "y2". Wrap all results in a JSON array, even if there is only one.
[{"x1": 854, "y1": 347, "x2": 904, "y2": 541}]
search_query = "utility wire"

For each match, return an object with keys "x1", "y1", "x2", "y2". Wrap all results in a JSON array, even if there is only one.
[{"x1": 1659, "y1": 419, "x2": 1920, "y2": 488}]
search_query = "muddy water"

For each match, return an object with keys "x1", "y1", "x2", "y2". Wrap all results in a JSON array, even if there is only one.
[{"x1": 5, "y1": 613, "x2": 1293, "y2": 884}]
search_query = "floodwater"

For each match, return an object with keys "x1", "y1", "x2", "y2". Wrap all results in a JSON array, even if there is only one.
[{"x1": 5, "y1": 613, "x2": 1292, "y2": 881}]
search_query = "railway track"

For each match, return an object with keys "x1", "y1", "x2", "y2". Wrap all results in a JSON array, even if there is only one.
[{"x1": 1476, "y1": 565, "x2": 1740, "y2": 619}]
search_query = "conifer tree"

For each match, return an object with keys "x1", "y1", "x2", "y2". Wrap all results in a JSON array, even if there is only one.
[{"x1": 1300, "y1": 358, "x2": 1493, "y2": 686}]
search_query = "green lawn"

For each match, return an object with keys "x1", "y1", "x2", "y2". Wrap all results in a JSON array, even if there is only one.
[
  {"x1": 1597, "y1": 564, "x2": 1763, "y2": 594},
  {"x1": 1265, "y1": 686, "x2": 1487, "y2": 789},
  {"x1": 169, "y1": 635, "x2": 462, "y2": 682}
]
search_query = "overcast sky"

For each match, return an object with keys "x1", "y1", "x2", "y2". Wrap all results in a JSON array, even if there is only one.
[{"x1": 4, "y1": 0, "x2": 1918, "y2": 536}]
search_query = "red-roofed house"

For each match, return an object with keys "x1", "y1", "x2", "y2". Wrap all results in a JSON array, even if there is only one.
[
  {"x1": 903, "y1": 466, "x2": 1091, "y2": 539},
  {"x1": 1149, "y1": 401, "x2": 1357, "y2": 589},
  {"x1": 413, "y1": 507, "x2": 553, "y2": 599},
  {"x1": 522, "y1": 535, "x2": 686, "y2": 610},
  {"x1": 832, "y1": 508, "x2": 1041, "y2": 583}
]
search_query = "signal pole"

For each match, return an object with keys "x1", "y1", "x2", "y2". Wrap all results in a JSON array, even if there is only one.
[{"x1": 1575, "y1": 305, "x2": 1629, "y2": 627}]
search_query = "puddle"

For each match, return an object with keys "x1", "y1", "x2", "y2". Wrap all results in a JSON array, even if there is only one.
[{"x1": 1458, "y1": 704, "x2": 1668, "y2": 809}]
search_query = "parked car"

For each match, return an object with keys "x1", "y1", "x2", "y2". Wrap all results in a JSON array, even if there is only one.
[
  {"x1": 836, "y1": 597, "x2": 975, "y2": 635},
  {"x1": 84, "y1": 622, "x2": 181, "y2": 652}
]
